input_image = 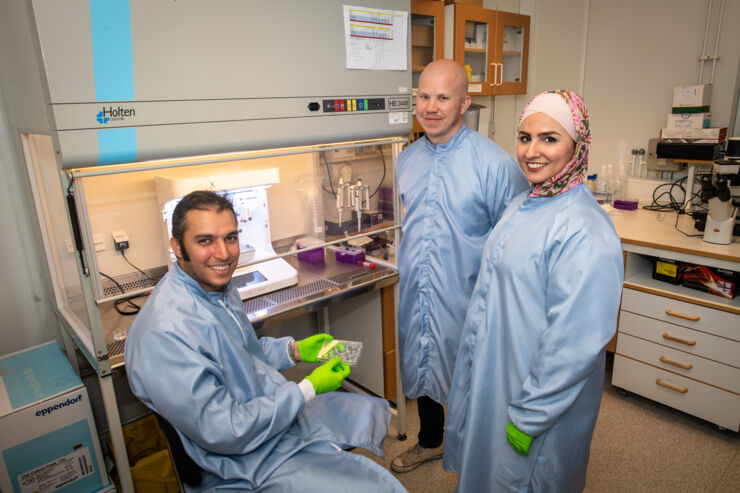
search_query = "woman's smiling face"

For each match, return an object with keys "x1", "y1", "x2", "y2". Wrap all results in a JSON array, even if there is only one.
[{"x1": 516, "y1": 112, "x2": 576, "y2": 185}]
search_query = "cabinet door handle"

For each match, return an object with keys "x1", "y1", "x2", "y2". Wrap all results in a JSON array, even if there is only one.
[
  {"x1": 662, "y1": 332, "x2": 696, "y2": 346},
  {"x1": 659, "y1": 355, "x2": 693, "y2": 370},
  {"x1": 666, "y1": 309, "x2": 700, "y2": 321},
  {"x1": 489, "y1": 63, "x2": 499, "y2": 86},
  {"x1": 497, "y1": 63, "x2": 503, "y2": 85},
  {"x1": 656, "y1": 379, "x2": 688, "y2": 393}
]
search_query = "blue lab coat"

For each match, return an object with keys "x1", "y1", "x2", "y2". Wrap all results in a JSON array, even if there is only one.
[
  {"x1": 396, "y1": 125, "x2": 528, "y2": 405},
  {"x1": 443, "y1": 184, "x2": 624, "y2": 492},
  {"x1": 125, "y1": 262, "x2": 405, "y2": 492}
]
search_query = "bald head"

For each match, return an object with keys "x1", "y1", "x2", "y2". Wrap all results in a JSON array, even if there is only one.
[
  {"x1": 415, "y1": 59, "x2": 472, "y2": 145},
  {"x1": 419, "y1": 59, "x2": 469, "y2": 98}
]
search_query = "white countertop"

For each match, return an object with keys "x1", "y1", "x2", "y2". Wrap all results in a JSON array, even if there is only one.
[{"x1": 609, "y1": 207, "x2": 740, "y2": 267}]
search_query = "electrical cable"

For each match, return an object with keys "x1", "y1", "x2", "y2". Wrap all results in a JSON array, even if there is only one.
[
  {"x1": 641, "y1": 174, "x2": 708, "y2": 237},
  {"x1": 120, "y1": 249, "x2": 156, "y2": 284},
  {"x1": 642, "y1": 175, "x2": 706, "y2": 213},
  {"x1": 672, "y1": 209, "x2": 704, "y2": 238},
  {"x1": 642, "y1": 177, "x2": 688, "y2": 212},
  {"x1": 321, "y1": 151, "x2": 337, "y2": 197},
  {"x1": 100, "y1": 271, "x2": 146, "y2": 315},
  {"x1": 320, "y1": 148, "x2": 388, "y2": 200},
  {"x1": 369, "y1": 147, "x2": 387, "y2": 199}
]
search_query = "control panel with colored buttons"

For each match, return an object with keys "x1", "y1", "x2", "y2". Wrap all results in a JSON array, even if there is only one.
[{"x1": 321, "y1": 98, "x2": 386, "y2": 112}]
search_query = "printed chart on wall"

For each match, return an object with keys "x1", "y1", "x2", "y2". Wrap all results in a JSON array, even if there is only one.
[{"x1": 343, "y1": 5, "x2": 408, "y2": 70}]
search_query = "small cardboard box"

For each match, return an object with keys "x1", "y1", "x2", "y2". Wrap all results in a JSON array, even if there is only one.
[
  {"x1": 0, "y1": 342, "x2": 114, "y2": 493},
  {"x1": 673, "y1": 84, "x2": 712, "y2": 107},
  {"x1": 683, "y1": 263, "x2": 739, "y2": 299},
  {"x1": 667, "y1": 112, "x2": 711, "y2": 129},
  {"x1": 652, "y1": 258, "x2": 684, "y2": 285},
  {"x1": 659, "y1": 127, "x2": 727, "y2": 143}
]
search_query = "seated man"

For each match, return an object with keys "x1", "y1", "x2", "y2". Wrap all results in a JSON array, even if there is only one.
[{"x1": 125, "y1": 190, "x2": 405, "y2": 492}]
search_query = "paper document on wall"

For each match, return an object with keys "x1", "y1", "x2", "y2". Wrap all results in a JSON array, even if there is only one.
[{"x1": 344, "y1": 5, "x2": 407, "y2": 70}]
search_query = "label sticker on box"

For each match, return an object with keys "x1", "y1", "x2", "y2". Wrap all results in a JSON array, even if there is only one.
[
  {"x1": 17, "y1": 447, "x2": 94, "y2": 493},
  {"x1": 655, "y1": 261, "x2": 677, "y2": 277},
  {"x1": 679, "y1": 86, "x2": 697, "y2": 99}
]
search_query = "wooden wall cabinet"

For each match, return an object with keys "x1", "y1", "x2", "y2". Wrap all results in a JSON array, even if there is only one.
[
  {"x1": 411, "y1": 0, "x2": 445, "y2": 133},
  {"x1": 444, "y1": 3, "x2": 529, "y2": 96}
]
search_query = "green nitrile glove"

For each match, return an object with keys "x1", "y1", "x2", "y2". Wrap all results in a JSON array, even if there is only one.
[
  {"x1": 506, "y1": 420, "x2": 533, "y2": 456},
  {"x1": 297, "y1": 333, "x2": 333, "y2": 363},
  {"x1": 305, "y1": 357, "x2": 350, "y2": 394}
]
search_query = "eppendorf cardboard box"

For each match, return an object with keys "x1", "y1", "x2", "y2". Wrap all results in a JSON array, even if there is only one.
[{"x1": 0, "y1": 341, "x2": 115, "y2": 493}]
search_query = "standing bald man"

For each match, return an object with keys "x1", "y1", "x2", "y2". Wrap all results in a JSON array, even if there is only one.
[{"x1": 392, "y1": 59, "x2": 528, "y2": 473}]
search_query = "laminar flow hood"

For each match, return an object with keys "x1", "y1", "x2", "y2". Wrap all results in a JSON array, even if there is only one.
[{"x1": 4, "y1": 0, "x2": 412, "y2": 168}]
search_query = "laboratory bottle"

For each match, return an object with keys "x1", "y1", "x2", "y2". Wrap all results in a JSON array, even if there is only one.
[
  {"x1": 586, "y1": 174, "x2": 598, "y2": 193},
  {"x1": 611, "y1": 163, "x2": 626, "y2": 199},
  {"x1": 606, "y1": 164, "x2": 620, "y2": 198},
  {"x1": 593, "y1": 166, "x2": 612, "y2": 204}
]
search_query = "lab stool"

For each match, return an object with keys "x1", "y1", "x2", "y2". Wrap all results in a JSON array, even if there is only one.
[{"x1": 153, "y1": 413, "x2": 203, "y2": 490}]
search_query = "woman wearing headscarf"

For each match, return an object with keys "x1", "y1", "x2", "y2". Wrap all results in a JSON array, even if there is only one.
[{"x1": 442, "y1": 89, "x2": 624, "y2": 492}]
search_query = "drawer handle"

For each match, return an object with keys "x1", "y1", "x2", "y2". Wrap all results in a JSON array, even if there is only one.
[
  {"x1": 659, "y1": 355, "x2": 693, "y2": 370},
  {"x1": 662, "y1": 332, "x2": 696, "y2": 346},
  {"x1": 656, "y1": 379, "x2": 688, "y2": 393},
  {"x1": 666, "y1": 309, "x2": 700, "y2": 321}
]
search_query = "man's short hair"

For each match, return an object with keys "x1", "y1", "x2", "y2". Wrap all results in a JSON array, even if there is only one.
[{"x1": 171, "y1": 191, "x2": 236, "y2": 260}]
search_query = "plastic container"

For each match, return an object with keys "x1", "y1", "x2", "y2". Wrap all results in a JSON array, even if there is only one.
[
  {"x1": 335, "y1": 246, "x2": 365, "y2": 264},
  {"x1": 613, "y1": 197, "x2": 639, "y2": 210},
  {"x1": 296, "y1": 237, "x2": 325, "y2": 264},
  {"x1": 317, "y1": 339, "x2": 364, "y2": 366}
]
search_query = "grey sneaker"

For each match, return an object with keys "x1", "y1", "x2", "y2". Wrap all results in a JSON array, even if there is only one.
[{"x1": 390, "y1": 442, "x2": 444, "y2": 473}]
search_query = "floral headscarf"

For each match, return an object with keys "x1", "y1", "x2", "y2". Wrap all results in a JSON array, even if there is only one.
[{"x1": 518, "y1": 89, "x2": 591, "y2": 197}]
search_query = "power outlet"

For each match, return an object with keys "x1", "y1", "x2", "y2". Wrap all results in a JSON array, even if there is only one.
[
  {"x1": 112, "y1": 230, "x2": 130, "y2": 251},
  {"x1": 93, "y1": 234, "x2": 105, "y2": 252}
]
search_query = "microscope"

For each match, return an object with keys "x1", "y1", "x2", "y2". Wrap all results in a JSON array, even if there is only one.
[{"x1": 700, "y1": 173, "x2": 736, "y2": 244}]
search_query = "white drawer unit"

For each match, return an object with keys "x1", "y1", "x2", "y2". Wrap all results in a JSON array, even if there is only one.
[
  {"x1": 615, "y1": 288, "x2": 740, "y2": 432},
  {"x1": 608, "y1": 210, "x2": 740, "y2": 432}
]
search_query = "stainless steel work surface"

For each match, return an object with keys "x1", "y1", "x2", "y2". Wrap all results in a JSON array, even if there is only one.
[
  {"x1": 103, "y1": 250, "x2": 397, "y2": 369},
  {"x1": 244, "y1": 250, "x2": 397, "y2": 327}
]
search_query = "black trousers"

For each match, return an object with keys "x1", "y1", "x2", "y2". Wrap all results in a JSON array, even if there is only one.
[{"x1": 417, "y1": 395, "x2": 445, "y2": 448}]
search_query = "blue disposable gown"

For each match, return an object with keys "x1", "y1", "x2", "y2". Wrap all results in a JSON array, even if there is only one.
[
  {"x1": 125, "y1": 262, "x2": 406, "y2": 492},
  {"x1": 443, "y1": 184, "x2": 624, "y2": 492},
  {"x1": 396, "y1": 125, "x2": 528, "y2": 405}
]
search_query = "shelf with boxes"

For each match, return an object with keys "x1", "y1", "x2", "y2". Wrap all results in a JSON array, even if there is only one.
[{"x1": 654, "y1": 84, "x2": 726, "y2": 166}]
